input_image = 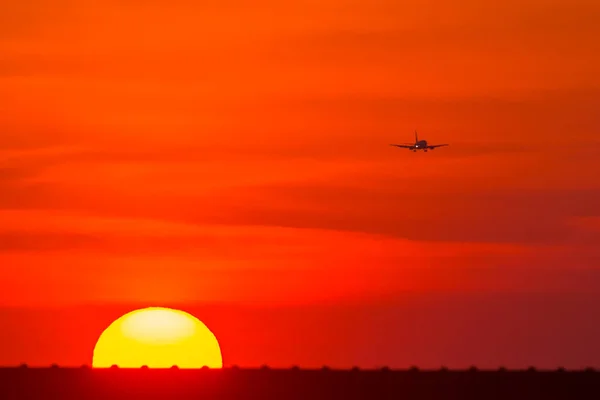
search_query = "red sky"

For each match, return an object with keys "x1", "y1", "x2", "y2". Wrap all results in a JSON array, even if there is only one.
[{"x1": 1, "y1": 0, "x2": 600, "y2": 368}]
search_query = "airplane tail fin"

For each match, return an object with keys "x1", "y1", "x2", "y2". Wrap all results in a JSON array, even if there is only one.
[{"x1": 415, "y1": 130, "x2": 419, "y2": 143}]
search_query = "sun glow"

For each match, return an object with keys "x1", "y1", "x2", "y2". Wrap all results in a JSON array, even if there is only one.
[{"x1": 92, "y1": 307, "x2": 222, "y2": 368}]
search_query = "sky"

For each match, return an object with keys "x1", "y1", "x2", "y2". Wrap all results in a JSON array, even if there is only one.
[{"x1": 1, "y1": 0, "x2": 600, "y2": 369}]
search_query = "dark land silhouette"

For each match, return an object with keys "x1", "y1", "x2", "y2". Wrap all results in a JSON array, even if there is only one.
[{"x1": 1, "y1": 366, "x2": 598, "y2": 400}]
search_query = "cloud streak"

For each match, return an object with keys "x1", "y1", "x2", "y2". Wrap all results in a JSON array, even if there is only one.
[{"x1": 0, "y1": 0, "x2": 599, "y2": 308}]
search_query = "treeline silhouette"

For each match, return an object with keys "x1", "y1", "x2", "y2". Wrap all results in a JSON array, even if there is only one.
[
  {"x1": 12, "y1": 364, "x2": 598, "y2": 373},
  {"x1": 2, "y1": 366, "x2": 598, "y2": 400}
]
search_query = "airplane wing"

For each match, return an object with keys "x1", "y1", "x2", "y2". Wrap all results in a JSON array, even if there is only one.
[
  {"x1": 428, "y1": 144, "x2": 449, "y2": 148},
  {"x1": 390, "y1": 144, "x2": 414, "y2": 148}
]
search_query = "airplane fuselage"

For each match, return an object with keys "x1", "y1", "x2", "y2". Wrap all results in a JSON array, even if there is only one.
[
  {"x1": 413, "y1": 140, "x2": 428, "y2": 149},
  {"x1": 390, "y1": 131, "x2": 448, "y2": 152}
]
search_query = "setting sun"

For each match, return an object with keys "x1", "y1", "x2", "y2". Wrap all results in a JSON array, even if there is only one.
[{"x1": 92, "y1": 307, "x2": 222, "y2": 368}]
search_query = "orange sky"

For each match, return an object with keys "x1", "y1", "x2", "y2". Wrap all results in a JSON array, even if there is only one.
[{"x1": 1, "y1": 0, "x2": 600, "y2": 368}]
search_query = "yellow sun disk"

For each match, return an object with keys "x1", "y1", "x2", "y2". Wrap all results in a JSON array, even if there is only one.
[{"x1": 92, "y1": 307, "x2": 223, "y2": 368}]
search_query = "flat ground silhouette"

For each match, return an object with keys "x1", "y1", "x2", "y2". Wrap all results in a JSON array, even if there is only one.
[{"x1": 0, "y1": 367, "x2": 597, "y2": 400}]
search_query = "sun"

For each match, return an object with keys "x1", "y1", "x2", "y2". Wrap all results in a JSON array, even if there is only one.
[{"x1": 92, "y1": 307, "x2": 222, "y2": 368}]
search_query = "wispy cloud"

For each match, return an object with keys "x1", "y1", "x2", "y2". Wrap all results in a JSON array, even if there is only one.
[{"x1": 1, "y1": 0, "x2": 599, "y2": 312}]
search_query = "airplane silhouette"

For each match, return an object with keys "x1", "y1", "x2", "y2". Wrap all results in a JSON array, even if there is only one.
[{"x1": 390, "y1": 131, "x2": 449, "y2": 152}]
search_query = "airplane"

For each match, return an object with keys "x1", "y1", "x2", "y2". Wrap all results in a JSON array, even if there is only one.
[{"x1": 390, "y1": 131, "x2": 449, "y2": 152}]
